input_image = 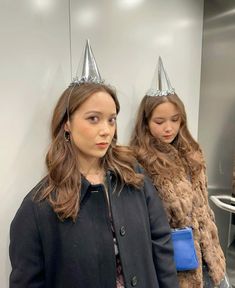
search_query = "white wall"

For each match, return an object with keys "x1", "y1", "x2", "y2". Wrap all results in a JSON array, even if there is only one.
[
  {"x1": 70, "y1": 0, "x2": 204, "y2": 143},
  {"x1": 0, "y1": 0, "x2": 204, "y2": 286}
]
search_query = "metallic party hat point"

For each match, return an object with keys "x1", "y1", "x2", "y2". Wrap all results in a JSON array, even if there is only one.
[
  {"x1": 70, "y1": 39, "x2": 103, "y2": 86},
  {"x1": 146, "y1": 56, "x2": 175, "y2": 96},
  {"x1": 82, "y1": 39, "x2": 102, "y2": 82}
]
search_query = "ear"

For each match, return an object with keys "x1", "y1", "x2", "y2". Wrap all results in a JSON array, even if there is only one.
[{"x1": 64, "y1": 121, "x2": 71, "y2": 132}]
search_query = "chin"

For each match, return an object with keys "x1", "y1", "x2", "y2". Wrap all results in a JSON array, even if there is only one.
[
  {"x1": 95, "y1": 150, "x2": 109, "y2": 158},
  {"x1": 162, "y1": 138, "x2": 174, "y2": 144}
]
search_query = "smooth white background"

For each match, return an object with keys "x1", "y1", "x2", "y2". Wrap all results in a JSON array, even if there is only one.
[{"x1": 0, "y1": 0, "x2": 203, "y2": 286}]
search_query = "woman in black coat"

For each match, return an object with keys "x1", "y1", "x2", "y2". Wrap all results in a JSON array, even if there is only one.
[{"x1": 9, "y1": 47, "x2": 178, "y2": 287}]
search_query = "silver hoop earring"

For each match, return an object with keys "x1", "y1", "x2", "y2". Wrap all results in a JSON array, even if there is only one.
[{"x1": 64, "y1": 131, "x2": 70, "y2": 142}]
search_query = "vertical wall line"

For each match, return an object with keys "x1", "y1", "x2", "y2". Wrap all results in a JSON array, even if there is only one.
[{"x1": 68, "y1": 0, "x2": 72, "y2": 81}]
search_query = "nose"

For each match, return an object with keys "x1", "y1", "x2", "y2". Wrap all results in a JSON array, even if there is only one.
[
  {"x1": 99, "y1": 121, "x2": 111, "y2": 136},
  {"x1": 164, "y1": 122, "x2": 173, "y2": 133}
]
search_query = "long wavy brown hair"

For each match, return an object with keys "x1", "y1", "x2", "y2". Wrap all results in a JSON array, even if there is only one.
[
  {"x1": 38, "y1": 83, "x2": 143, "y2": 221},
  {"x1": 130, "y1": 94, "x2": 203, "y2": 180}
]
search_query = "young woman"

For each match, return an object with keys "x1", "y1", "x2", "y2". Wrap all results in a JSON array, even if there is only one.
[
  {"x1": 9, "y1": 82, "x2": 178, "y2": 288},
  {"x1": 130, "y1": 58, "x2": 230, "y2": 288}
]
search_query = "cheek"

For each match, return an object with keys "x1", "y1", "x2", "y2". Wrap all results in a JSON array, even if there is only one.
[
  {"x1": 175, "y1": 122, "x2": 181, "y2": 132},
  {"x1": 79, "y1": 125, "x2": 93, "y2": 135},
  {"x1": 110, "y1": 126, "x2": 116, "y2": 139},
  {"x1": 71, "y1": 124, "x2": 95, "y2": 142},
  {"x1": 149, "y1": 123, "x2": 162, "y2": 138}
]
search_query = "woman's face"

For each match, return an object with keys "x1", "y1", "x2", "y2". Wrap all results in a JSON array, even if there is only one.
[
  {"x1": 65, "y1": 91, "x2": 117, "y2": 165},
  {"x1": 148, "y1": 102, "x2": 181, "y2": 144}
]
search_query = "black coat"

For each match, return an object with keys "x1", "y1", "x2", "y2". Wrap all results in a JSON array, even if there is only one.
[{"x1": 9, "y1": 171, "x2": 179, "y2": 288}]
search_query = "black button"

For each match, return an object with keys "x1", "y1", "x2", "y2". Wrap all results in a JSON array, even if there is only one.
[
  {"x1": 120, "y1": 226, "x2": 126, "y2": 236},
  {"x1": 131, "y1": 275, "x2": 138, "y2": 286}
]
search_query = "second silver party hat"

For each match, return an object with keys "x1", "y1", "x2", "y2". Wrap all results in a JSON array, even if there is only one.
[
  {"x1": 146, "y1": 56, "x2": 175, "y2": 96},
  {"x1": 71, "y1": 39, "x2": 103, "y2": 85}
]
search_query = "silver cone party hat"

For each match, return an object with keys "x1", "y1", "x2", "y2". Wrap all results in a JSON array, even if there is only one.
[
  {"x1": 70, "y1": 39, "x2": 103, "y2": 86},
  {"x1": 146, "y1": 56, "x2": 175, "y2": 96}
]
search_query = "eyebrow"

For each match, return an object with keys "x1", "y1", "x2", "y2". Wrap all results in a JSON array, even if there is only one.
[
  {"x1": 153, "y1": 113, "x2": 180, "y2": 120},
  {"x1": 84, "y1": 111, "x2": 117, "y2": 116}
]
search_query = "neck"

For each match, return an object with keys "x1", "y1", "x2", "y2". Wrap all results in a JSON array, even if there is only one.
[
  {"x1": 82, "y1": 168, "x2": 105, "y2": 185},
  {"x1": 79, "y1": 163, "x2": 102, "y2": 176},
  {"x1": 78, "y1": 158, "x2": 105, "y2": 184},
  {"x1": 78, "y1": 154, "x2": 100, "y2": 173}
]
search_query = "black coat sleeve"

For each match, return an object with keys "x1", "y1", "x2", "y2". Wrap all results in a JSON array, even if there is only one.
[
  {"x1": 144, "y1": 175, "x2": 179, "y2": 288},
  {"x1": 9, "y1": 196, "x2": 45, "y2": 288}
]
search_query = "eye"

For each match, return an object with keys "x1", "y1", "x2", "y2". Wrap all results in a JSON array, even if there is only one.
[
  {"x1": 109, "y1": 116, "x2": 117, "y2": 125},
  {"x1": 87, "y1": 116, "x2": 99, "y2": 123},
  {"x1": 172, "y1": 116, "x2": 180, "y2": 122},
  {"x1": 154, "y1": 120, "x2": 164, "y2": 125}
]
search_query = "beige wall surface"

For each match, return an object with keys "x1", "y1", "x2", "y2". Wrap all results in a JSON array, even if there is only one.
[{"x1": 0, "y1": 0, "x2": 204, "y2": 286}]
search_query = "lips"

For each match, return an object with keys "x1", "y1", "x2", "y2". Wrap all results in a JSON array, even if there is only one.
[{"x1": 96, "y1": 142, "x2": 109, "y2": 149}]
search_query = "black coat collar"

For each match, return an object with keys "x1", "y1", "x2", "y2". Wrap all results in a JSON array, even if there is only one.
[{"x1": 79, "y1": 170, "x2": 116, "y2": 204}]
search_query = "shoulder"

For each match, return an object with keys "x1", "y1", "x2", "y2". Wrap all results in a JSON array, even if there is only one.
[
  {"x1": 133, "y1": 163, "x2": 162, "y2": 201},
  {"x1": 134, "y1": 163, "x2": 154, "y2": 188},
  {"x1": 24, "y1": 177, "x2": 48, "y2": 201},
  {"x1": 191, "y1": 148, "x2": 206, "y2": 166},
  {"x1": 11, "y1": 177, "x2": 50, "y2": 228},
  {"x1": 134, "y1": 163, "x2": 145, "y2": 174}
]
